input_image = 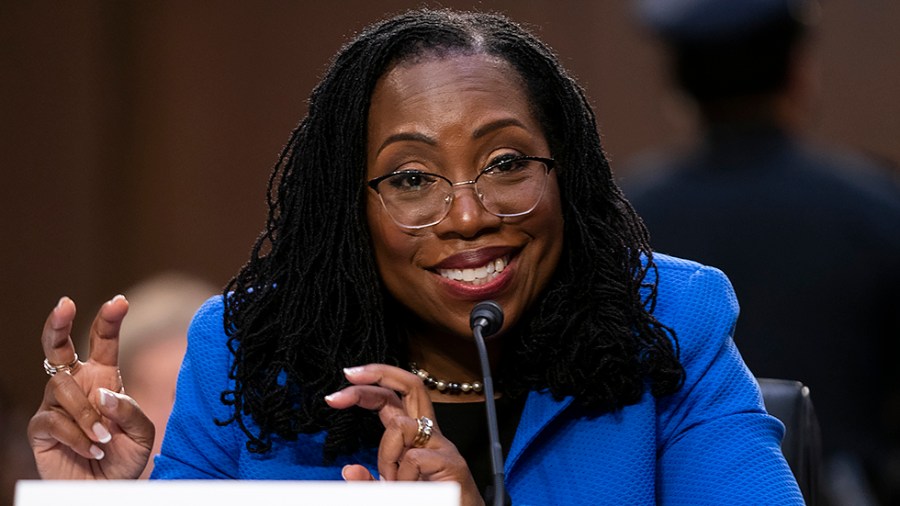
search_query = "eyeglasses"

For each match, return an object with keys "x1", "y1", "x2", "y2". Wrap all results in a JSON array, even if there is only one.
[{"x1": 367, "y1": 155, "x2": 555, "y2": 229}]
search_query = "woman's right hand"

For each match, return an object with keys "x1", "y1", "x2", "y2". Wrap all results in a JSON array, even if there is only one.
[
  {"x1": 325, "y1": 365, "x2": 485, "y2": 506},
  {"x1": 27, "y1": 296, "x2": 154, "y2": 479}
]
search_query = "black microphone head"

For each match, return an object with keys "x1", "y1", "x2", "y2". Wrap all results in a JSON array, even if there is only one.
[{"x1": 470, "y1": 300, "x2": 504, "y2": 337}]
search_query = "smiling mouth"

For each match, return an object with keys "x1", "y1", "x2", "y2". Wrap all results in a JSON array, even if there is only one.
[{"x1": 437, "y1": 256, "x2": 509, "y2": 286}]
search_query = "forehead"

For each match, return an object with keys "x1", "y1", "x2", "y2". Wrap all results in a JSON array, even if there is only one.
[
  {"x1": 384, "y1": 52, "x2": 530, "y2": 99},
  {"x1": 368, "y1": 53, "x2": 536, "y2": 135},
  {"x1": 387, "y1": 49, "x2": 519, "y2": 80}
]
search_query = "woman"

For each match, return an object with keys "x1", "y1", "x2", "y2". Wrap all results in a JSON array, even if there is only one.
[{"x1": 28, "y1": 9, "x2": 802, "y2": 505}]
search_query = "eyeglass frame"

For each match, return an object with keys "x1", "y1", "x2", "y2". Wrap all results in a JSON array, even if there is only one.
[{"x1": 366, "y1": 155, "x2": 556, "y2": 230}]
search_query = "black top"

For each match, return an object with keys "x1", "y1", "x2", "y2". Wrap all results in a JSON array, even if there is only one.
[{"x1": 433, "y1": 394, "x2": 526, "y2": 501}]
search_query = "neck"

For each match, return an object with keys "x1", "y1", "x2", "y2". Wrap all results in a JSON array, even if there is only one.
[{"x1": 406, "y1": 327, "x2": 503, "y2": 403}]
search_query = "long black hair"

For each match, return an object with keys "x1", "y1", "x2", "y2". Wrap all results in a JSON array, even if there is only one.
[{"x1": 218, "y1": 8, "x2": 685, "y2": 461}]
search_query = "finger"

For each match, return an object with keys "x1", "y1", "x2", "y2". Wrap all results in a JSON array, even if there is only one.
[
  {"x1": 341, "y1": 464, "x2": 376, "y2": 481},
  {"x1": 397, "y1": 449, "x2": 427, "y2": 481},
  {"x1": 96, "y1": 388, "x2": 155, "y2": 450},
  {"x1": 28, "y1": 409, "x2": 107, "y2": 462},
  {"x1": 40, "y1": 296, "x2": 78, "y2": 366},
  {"x1": 399, "y1": 445, "x2": 470, "y2": 482},
  {"x1": 343, "y1": 365, "x2": 435, "y2": 419},
  {"x1": 87, "y1": 295, "x2": 128, "y2": 367},
  {"x1": 324, "y1": 386, "x2": 407, "y2": 426},
  {"x1": 45, "y1": 373, "x2": 112, "y2": 445},
  {"x1": 377, "y1": 415, "x2": 420, "y2": 480}
]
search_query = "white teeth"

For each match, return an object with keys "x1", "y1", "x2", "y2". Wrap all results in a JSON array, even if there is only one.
[{"x1": 438, "y1": 256, "x2": 509, "y2": 285}]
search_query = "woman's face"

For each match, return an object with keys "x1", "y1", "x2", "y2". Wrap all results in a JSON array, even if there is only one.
[{"x1": 365, "y1": 53, "x2": 564, "y2": 339}]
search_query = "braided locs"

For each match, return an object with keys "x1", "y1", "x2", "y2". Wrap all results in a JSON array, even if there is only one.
[
  {"x1": 481, "y1": 20, "x2": 684, "y2": 403},
  {"x1": 220, "y1": 9, "x2": 684, "y2": 461}
]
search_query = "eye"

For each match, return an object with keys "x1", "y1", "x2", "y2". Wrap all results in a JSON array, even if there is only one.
[
  {"x1": 385, "y1": 171, "x2": 440, "y2": 192},
  {"x1": 483, "y1": 155, "x2": 528, "y2": 175}
]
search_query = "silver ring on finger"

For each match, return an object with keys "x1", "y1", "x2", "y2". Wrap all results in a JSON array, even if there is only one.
[
  {"x1": 43, "y1": 353, "x2": 79, "y2": 376},
  {"x1": 412, "y1": 415, "x2": 434, "y2": 448}
]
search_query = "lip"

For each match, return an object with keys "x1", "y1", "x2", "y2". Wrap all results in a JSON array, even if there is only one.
[
  {"x1": 431, "y1": 246, "x2": 519, "y2": 270},
  {"x1": 430, "y1": 248, "x2": 518, "y2": 300}
]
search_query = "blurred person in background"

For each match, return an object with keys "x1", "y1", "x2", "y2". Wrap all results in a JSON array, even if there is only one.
[
  {"x1": 84, "y1": 272, "x2": 217, "y2": 479},
  {"x1": 622, "y1": 0, "x2": 900, "y2": 504}
]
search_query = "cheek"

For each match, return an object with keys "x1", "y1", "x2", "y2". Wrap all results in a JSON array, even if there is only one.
[
  {"x1": 536, "y1": 177, "x2": 564, "y2": 241},
  {"x1": 366, "y1": 195, "x2": 420, "y2": 279},
  {"x1": 531, "y1": 179, "x2": 565, "y2": 279}
]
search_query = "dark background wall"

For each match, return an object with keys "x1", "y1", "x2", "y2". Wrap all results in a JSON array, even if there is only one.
[{"x1": 1, "y1": 0, "x2": 898, "y2": 489}]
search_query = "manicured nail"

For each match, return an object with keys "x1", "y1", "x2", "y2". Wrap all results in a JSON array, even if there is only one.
[
  {"x1": 109, "y1": 294, "x2": 126, "y2": 304},
  {"x1": 324, "y1": 391, "x2": 343, "y2": 402},
  {"x1": 90, "y1": 445, "x2": 105, "y2": 460},
  {"x1": 343, "y1": 366, "x2": 364, "y2": 376},
  {"x1": 99, "y1": 388, "x2": 118, "y2": 409},
  {"x1": 93, "y1": 422, "x2": 112, "y2": 444}
]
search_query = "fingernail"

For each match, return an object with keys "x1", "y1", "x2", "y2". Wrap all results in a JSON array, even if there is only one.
[
  {"x1": 99, "y1": 388, "x2": 118, "y2": 409},
  {"x1": 324, "y1": 391, "x2": 343, "y2": 402},
  {"x1": 93, "y1": 422, "x2": 112, "y2": 444},
  {"x1": 109, "y1": 294, "x2": 126, "y2": 304},
  {"x1": 56, "y1": 296, "x2": 68, "y2": 309},
  {"x1": 341, "y1": 467, "x2": 349, "y2": 480},
  {"x1": 343, "y1": 366, "x2": 364, "y2": 376},
  {"x1": 89, "y1": 445, "x2": 105, "y2": 460}
]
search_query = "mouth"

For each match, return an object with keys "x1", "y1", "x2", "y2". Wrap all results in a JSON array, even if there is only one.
[{"x1": 436, "y1": 255, "x2": 509, "y2": 286}]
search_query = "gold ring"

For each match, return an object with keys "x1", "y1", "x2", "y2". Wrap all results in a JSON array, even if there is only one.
[
  {"x1": 43, "y1": 353, "x2": 79, "y2": 376},
  {"x1": 412, "y1": 415, "x2": 434, "y2": 448}
]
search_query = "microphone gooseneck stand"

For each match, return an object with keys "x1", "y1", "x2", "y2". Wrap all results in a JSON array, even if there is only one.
[{"x1": 469, "y1": 301, "x2": 505, "y2": 506}]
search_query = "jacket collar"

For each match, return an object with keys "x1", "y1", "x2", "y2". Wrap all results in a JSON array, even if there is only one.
[{"x1": 505, "y1": 390, "x2": 573, "y2": 474}]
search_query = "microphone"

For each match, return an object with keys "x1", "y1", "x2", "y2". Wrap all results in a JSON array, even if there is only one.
[
  {"x1": 469, "y1": 301, "x2": 505, "y2": 506},
  {"x1": 470, "y1": 300, "x2": 503, "y2": 337}
]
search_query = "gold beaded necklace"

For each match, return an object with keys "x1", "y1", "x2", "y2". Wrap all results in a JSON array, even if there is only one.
[{"x1": 410, "y1": 362, "x2": 484, "y2": 394}]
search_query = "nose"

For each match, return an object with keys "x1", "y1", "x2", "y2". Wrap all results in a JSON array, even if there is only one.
[{"x1": 433, "y1": 184, "x2": 501, "y2": 238}]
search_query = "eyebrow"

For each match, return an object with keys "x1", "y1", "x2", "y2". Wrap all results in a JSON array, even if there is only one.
[
  {"x1": 472, "y1": 118, "x2": 528, "y2": 139},
  {"x1": 377, "y1": 132, "x2": 437, "y2": 155},
  {"x1": 375, "y1": 117, "x2": 529, "y2": 155}
]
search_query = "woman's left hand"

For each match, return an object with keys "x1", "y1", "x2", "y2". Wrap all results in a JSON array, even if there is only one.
[{"x1": 324, "y1": 364, "x2": 484, "y2": 506}]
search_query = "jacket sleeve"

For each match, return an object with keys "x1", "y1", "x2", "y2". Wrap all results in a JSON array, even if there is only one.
[
  {"x1": 150, "y1": 296, "x2": 240, "y2": 479},
  {"x1": 655, "y1": 266, "x2": 804, "y2": 505}
]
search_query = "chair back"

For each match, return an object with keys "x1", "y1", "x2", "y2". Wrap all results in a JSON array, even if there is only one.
[{"x1": 757, "y1": 378, "x2": 823, "y2": 505}]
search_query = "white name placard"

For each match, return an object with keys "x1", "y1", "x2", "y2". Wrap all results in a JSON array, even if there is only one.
[{"x1": 15, "y1": 480, "x2": 460, "y2": 506}]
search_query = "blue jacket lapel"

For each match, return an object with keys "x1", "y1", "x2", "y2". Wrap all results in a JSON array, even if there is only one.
[{"x1": 505, "y1": 390, "x2": 574, "y2": 475}]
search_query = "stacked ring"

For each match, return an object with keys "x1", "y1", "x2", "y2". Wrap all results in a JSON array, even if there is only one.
[
  {"x1": 43, "y1": 354, "x2": 79, "y2": 376},
  {"x1": 412, "y1": 415, "x2": 434, "y2": 448}
]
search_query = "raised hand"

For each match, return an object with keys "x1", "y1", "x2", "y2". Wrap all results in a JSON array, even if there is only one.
[
  {"x1": 27, "y1": 296, "x2": 154, "y2": 479},
  {"x1": 325, "y1": 364, "x2": 484, "y2": 506}
]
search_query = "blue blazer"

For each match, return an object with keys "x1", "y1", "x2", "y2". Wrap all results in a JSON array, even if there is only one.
[{"x1": 152, "y1": 254, "x2": 803, "y2": 505}]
